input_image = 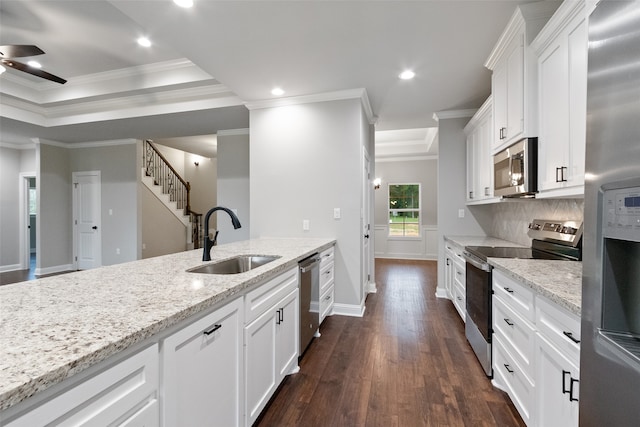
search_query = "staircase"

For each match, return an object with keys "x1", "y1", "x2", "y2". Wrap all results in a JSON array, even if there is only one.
[{"x1": 141, "y1": 139, "x2": 203, "y2": 249}]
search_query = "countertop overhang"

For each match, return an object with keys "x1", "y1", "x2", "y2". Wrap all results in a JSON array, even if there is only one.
[{"x1": 0, "y1": 237, "x2": 335, "y2": 412}]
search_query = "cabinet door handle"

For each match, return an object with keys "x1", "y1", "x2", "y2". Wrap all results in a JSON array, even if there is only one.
[
  {"x1": 556, "y1": 166, "x2": 568, "y2": 182},
  {"x1": 446, "y1": 259, "x2": 450, "y2": 266},
  {"x1": 569, "y1": 377, "x2": 579, "y2": 402},
  {"x1": 457, "y1": 296, "x2": 463, "y2": 301},
  {"x1": 504, "y1": 318, "x2": 514, "y2": 326},
  {"x1": 203, "y1": 324, "x2": 222, "y2": 335},
  {"x1": 325, "y1": 295, "x2": 332, "y2": 301},
  {"x1": 563, "y1": 331, "x2": 581, "y2": 344},
  {"x1": 279, "y1": 308, "x2": 284, "y2": 323},
  {"x1": 504, "y1": 364, "x2": 514, "y2": 374},
  {"x1": 503, "y1": 287, "x2": 514, "y2": 294},
  {"x1": 484, "y1": 187, "x2": 490, "y2": 196},
  {"x1": 469, "y1": 191, "x2": 474, "y2": 199}
]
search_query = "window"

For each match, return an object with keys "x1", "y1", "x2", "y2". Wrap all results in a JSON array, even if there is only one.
[
  {"x1": 28, "y1": 188, "x2": 37, "y2": 215},
  {"x1": 388, "y1": 183, "x2": 421, "y2": 237}
]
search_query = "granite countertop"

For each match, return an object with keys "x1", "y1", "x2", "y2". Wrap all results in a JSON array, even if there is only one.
[
  {"x1": 489, "y1": 258, "x2": 582, "y2": 316},
  {"x1": 445, "y1": 235, "x2": 526, "y2": 249},
  {"x1": 444, "y1": 235, "x2": 582, "y2": 317},
  {"x1": 0, "y1": 237, "x2": 335, "y2": 412}
]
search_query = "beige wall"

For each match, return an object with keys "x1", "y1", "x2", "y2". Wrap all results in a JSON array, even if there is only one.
[{"x1": 141, "y1": 185, "x2": 187, "y2": 259}]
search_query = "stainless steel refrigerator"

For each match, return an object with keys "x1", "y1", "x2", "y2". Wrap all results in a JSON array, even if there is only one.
[{"x1": 581, "y1": 1, "x2": 640, "y2": 426}]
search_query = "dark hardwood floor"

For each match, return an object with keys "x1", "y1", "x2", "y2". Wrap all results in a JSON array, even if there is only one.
[
  {"x1": 0, "y1": 254, "x2": 73, "y2": 286},
  {"x1": 256, "y1": 258, "x2": 525, "y2": 427}
]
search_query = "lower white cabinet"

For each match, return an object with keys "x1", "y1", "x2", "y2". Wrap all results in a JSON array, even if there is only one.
[
  {"x1": 444, "y1": 240, "x2": 466, "y2": 322},
  {"x1": 5, "y1": 344, "x2": 159, "y2": 427},
  {"x1": 162, "y1": 297, "x2": 244, "y2": 427},
  {"x1": 492, "y1": 269, "x2": 581, "y2": 427},
  {"x1": 535, "y1": 334, "x2": 579, "y2": 427},
  {"x1": 244, "y1": 286, "x2": 299, "y2": 426}
]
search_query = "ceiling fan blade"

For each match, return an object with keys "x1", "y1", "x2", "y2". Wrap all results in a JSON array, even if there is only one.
[
  {"x1": 1, "y1": 59, "x2": 67, "y2": 84},
  {"x1": 0, "y1": 45, "x2": 45, "y2": 58}
]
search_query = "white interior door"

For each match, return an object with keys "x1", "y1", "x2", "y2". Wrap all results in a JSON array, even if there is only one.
[
  {"x1": 362, "y1": 151, "x2": 371, "y2": 298},
  {"x1": 73, "y1": 171, "x2": 101, "y2": 270}
]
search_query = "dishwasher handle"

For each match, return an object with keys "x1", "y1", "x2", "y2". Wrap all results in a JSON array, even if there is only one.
[{"x1": 299, "y1": 254, "x2": 320, "y2": 273}]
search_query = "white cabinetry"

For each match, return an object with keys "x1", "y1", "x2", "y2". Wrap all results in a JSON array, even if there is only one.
[
  {"x1": 465, "y1": 97, "x2": 496, "y2": 203},
  {"x1": 532, "y1": 0, "x2": 591, "y2": 198},
  {"x1": 5, "y1": 345, "x2": 159, "y2": 427},
  {"x1": 444, "y1": 240, "x2": 466, "y2": 321},
  {"x1": 162, "y1": 297, "x2": 244, "y2": 427},
  {"x1": 492, "y1": 269, "x2": 581, "y2": 427},
  {"x1": 485, "y1": 2, "x2": 560, "y2": 153},
  {"x1": 244, "y1": 267, "x2": 299, "y2": 426},
  {"x1": 319, "y1": 246, "x2": 335, "y2": 323},
  {"x1": 535, "y1": 296, "x2": 580, "y2": 427}
]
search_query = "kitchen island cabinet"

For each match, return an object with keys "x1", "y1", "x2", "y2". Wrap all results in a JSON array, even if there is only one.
[{"x1": 0, "y1": 238, "x2": 335, "y2": 426}]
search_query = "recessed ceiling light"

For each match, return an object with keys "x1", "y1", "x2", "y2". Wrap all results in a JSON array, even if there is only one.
[
  {"x1": 399, "y1": 70, "x2": 415, "y2": 80},
  {"x1": 271, "y1": 87, "x2": 285, "y2": 96},
  {"x1": 27, "y1": 60, "x2": 42, "y2": 69},
  {"x1": 0, "y1": 65, "x2": 6, "y2": 74},
  {"x1": 137, "y1": 37, "x2": 152, "y2": 47},
  {"x1": 173, "y1": 0, "x2": 194, "y2": 8}
]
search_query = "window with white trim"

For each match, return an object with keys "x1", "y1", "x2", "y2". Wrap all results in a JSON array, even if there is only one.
[{"x1": 388, "y1": 183, "x2": 421, "y2": 237}]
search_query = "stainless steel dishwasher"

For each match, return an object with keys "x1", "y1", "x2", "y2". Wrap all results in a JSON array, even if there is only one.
[{"x1": 298, "y1": 253, "x2": 320, "y2": 355}]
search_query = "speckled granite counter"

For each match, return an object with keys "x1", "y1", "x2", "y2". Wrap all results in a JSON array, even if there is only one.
[
  {"x1": 489, "y1": 258, "x2": 582, "y2": 316},
  {"x1": 445, "y1": 235, "x2": 526, "y2": 249},
  {"x1": 0, "y1": 237, "x2": 335, "y2": 412},
  {"x1": 444, "y1": 235, "x2": 582, "y2": 317}
]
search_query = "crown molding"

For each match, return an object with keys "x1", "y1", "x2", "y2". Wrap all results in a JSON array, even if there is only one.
[
  {"x1": 0, "y1": 141, "x2": 36, "y2": 150},
  {"x1": 218, "y1": 128, "x2": 250, "y2": 136},
  {"x1": 376, "y1": 155, "x2": 438, "y2": 163},
  {"x1": 244, "y1": 88, "x2": 375, "y2": 124},
  {"x1": 432, "y1": 109, "x2": 477, "y2": 122},
  {"x1": 531, "y1": 0, "x2": 586, "y2": 55},
  {"x1": 68, "y1": 139, "x2": 138, "y2": 149}
]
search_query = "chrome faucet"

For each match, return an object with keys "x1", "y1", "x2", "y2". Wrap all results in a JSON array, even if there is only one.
[{"x1": 202, "y1": 206, "x2": 242, "y2": 261}]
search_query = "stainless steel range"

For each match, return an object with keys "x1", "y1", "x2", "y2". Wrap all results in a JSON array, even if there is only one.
[{"x1": 463, "y1": 219, "x2": 583, "y2": 377}]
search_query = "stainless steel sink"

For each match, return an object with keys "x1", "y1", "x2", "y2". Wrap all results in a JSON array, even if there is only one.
[{"x1": 187, "y1": 255, "x2": 280, "y2": 275}]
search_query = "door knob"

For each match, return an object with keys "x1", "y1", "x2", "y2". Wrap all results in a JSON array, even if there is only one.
[
  {"x1": 92, "y1": 226, "x2": 98, "y2": 230},
  {"x1": 364, "y1": 234, "x2": 370, "y2": 239}
]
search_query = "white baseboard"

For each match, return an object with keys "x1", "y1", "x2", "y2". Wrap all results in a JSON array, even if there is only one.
[
  {"x1": 0, "y1": 264, "x2": 22, "y2": 273},
  {"x1": 333, "y1": 302, "x2": 365, "y2": 318},
  {"x1": 35, "y1": 264, "x2": 74, "y2": 276},
  {"x1": 375, "y1": 254, "x2": 437, "y2": 261},
  {"x1": 435, "y1": 286, "x2": 449, "y2": 299},
  {"x1": 366, "y1": 281, "x2": 377, "y2": 294}
]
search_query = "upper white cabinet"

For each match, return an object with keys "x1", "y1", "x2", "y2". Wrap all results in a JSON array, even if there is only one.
[
  {"x1": 485, "y1": 2, "x2": 561, "y2": 153},
  {"x1": 465, "y1": 96, "x2": 496, "y2": 203},
  {"x1": 532, "y1": 0, "x2": 594, "y2": 198}
]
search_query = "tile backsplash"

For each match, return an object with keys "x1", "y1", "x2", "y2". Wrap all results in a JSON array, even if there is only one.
[{"x1": 470, "y1": 198, "x2": 584, "y2": 247}]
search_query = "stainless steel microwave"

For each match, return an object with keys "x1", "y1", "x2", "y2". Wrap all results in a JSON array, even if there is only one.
[{"x1": 493, "y1": 138, "x2": 538, "y2": 197}]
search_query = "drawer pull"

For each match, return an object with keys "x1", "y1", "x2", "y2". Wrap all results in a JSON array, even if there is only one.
[
  {"x1": 324, "y1": 270, "x2": 332, "y2": 275},
  {"x1": 325, "y1": 295, "x2": 332, "y2": 301},
  {"x1": 504, "y1": 318, "x2": 514, "y2": 326},
  {"x1": 457, "y1": 296, "x2": 463, "y2": 301},
  {"x1": 503, "y1": 364, "x2": 514, "y2": 374},
  {"x1": 563, "y1": 331, "x2": 581, "y2": 344},
  {"x1": 203, "y1": 324, "x2": 222, "y2": 335},
  {"x1": 503, "y1": 287, "x2": 514, "y2": 294}
]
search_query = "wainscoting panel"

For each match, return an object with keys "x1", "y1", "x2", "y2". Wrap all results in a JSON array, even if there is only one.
[{"x1": 374, "y1": 225, "x2": 438, "y2": 260}]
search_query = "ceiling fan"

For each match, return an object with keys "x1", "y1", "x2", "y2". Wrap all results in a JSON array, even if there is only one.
[{"x1": 0, "y1": 45, "x2": 67, "y2": 84}]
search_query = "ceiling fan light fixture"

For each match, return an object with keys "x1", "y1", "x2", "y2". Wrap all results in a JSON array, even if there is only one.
[
  {"x1": 137, "y1": 37, "x2": 152, "y2": 48},
  {"x1": 399, "y1": 70, "x2": 415, "y2": 80},
  {"x1": 27, "y1": 60, "x2": 42, "y2": 69},
  {"x1": 173, "y1": 0, "x2": 194, "y2": 8}
]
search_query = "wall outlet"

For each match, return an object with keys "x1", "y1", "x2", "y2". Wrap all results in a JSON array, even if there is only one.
[
  {"x1": 108, "y1": 209, "x2": 113, "y2": 216},
  {"x1": 458, "y1": 209, "x2": 465, "y2": 218},
  {"x1": 303, "y1": 219, "x2": 310, "y2": 231},
  {"x1": 116, "y1": 248, "x2": 120, "y2": 255},
  {"x1": 142, "y1": 243, "x2": 146, "y2": 250},
  {"x1": 333, "y1": 208, "x2": 341, "y2": 219}
]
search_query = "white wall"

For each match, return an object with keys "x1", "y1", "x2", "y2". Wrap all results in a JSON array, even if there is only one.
[
  {"x1": 38, "y1": 142, "x2": 73, "y2": 274},
  {"x1": 249, "y1": 98, "x2": 368, "y2": 312},
  {"x1": 436, "y1": 116, "x2": 485, "y2": 296},
  {"x1": 0, "y1": 147, "x2": 23, "y2": 270},
  {"x1": 141, "y1": 184, "x2": 188, "y2": 258},
  {"x1": 374, "y1": 158, "x2": 438, "y2": 259},
  {"x1": 216, "y1": 130, "x2": 250, "y2": 244},
  {"x1": 70, "y1": 142, "x2": 139, "y2": 265}
]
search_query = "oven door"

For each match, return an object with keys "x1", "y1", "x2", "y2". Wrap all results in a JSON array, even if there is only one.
[{"x1": 465, "y1": 257, "x2": 492, "y2": 341}]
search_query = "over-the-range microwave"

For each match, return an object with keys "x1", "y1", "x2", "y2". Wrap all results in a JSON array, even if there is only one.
[{"x1": 493, "y1": 138, "x2": 538, "y2": 198}]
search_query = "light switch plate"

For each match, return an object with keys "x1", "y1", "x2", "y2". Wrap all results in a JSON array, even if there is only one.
[
  {"x1": 458, "y1": 209, "x2": 465, "y2": 218},
  {"x1": 334, "y1": 208, "x2": 341, "y2": 219},
  {"x1": 303, "y1": 219, "x2": 310, "y2": 231}
]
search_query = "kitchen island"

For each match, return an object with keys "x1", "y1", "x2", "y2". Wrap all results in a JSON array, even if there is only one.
[{"x1": 0, "y1": 237, "x2": 335, "y2": 419}]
